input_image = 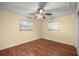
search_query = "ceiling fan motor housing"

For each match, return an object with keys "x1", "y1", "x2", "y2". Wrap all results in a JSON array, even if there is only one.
[{"x1": 37, "y1": 8, "x2": 45, "y2": 14}]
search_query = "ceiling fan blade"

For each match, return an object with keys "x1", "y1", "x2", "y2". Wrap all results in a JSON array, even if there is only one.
[
  {"x1": 38, "y1": 2, "x2": 47, "y2": 9},
  {"x1": 44, "y1": 13, "x2": 52, "y2": 15},
  {"x1": 47, "y1": 7, "x2": 76, "y2": 18},
  {"x1": 78, "y1": 11, "x2": 79, "y2": 14},
  {"x1": 42, "y1": 15, "x2": 45, "y2": 19}
]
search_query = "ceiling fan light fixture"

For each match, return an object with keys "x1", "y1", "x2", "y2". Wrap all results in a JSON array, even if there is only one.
[
  {"x1": 37, "y1": 14, "x2": 44, "y2": 19},
  {"x1": 33, "y1": 14, "x2": 45, "y2": 20}
]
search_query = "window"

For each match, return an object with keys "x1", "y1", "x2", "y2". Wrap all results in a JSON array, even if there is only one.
[
  {"x1": 19, "y1": 20, "x2": 32, "y2": 31},
  {"x1": 48, "y1": 22, "x2": 59, "y2": 30}
]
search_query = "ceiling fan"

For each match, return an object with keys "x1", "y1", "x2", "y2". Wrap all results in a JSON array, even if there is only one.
[
  {"x1": 32, "y1": 8, "x2": 52, "y2": 19},
  {"x1": 26, "y1": 2, "x2": 76, "y2": 20},
  {"x1": 28, "y1": 2, "x2": 53, "y2": 20}
]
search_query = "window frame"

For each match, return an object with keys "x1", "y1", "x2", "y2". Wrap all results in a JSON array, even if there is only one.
[
  {"x1": 48, "y1": 22, "x2": 60, "y2": 30},
  {"x1": 19, "y1": 20, "x2": 33, "y2": 31}
]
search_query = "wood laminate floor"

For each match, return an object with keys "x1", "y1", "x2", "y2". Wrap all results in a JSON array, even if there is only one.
[{"x1": 0, "y1": 39, "x2": 77, "y2": 56}]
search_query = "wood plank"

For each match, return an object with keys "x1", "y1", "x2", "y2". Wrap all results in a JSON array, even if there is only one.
[{"x1": 0, "y1": 38, "x2": 78, "y2": 56}]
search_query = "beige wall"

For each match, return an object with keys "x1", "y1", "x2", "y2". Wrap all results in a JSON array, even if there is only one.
[
  {"x1": 0, "y1": 10, "x2": 76, "y2": 50},
  {"x1": 0, "y1": 11, "x2": 40, "y2": 50},
  {"x1": 41, "y1": 15, "x2": 76, "y2": 46}
]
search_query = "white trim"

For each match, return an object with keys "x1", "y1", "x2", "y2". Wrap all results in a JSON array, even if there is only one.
[{"x1": 75, "y1": 3, "x2": 79, "y2": 55}]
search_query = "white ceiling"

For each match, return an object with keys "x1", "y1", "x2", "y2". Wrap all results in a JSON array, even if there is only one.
[{"x1": 0, "y1": 2, "x2": 77, "y2": 18}]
